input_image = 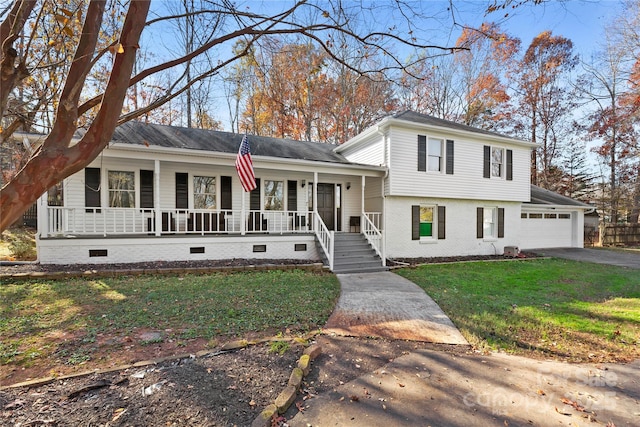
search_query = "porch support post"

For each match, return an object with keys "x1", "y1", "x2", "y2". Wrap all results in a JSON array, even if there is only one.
[
  {"x1": 37, "y1": 191, "x2": 47, "y2": 238},
  {"x1": 313, "y1": 172, "x2": 318, "y2": 226},
  {"x1": 154, "y1": 160, "x2": 161, "y2": 236},
  {"x1": 361, "y1": 175, "x2": 365, "y2": 217},
  {"x1": 240, "y1": 189, "x2": 246, "y2": 235}
]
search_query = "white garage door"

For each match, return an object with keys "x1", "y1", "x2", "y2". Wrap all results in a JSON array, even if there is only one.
[{"x1": 520, "y1": 211, "x2": 573, "y2": 249}]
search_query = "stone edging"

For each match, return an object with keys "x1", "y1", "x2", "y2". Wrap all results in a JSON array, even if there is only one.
[
  {"x1": 0, "y1": 262, "x2": 327, "y2": 281},
  {"x1": 251, "y1": 343, "x2": 322, "y2": 427}
]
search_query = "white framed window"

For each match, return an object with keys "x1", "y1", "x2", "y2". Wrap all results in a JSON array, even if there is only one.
[
  {"x1": 264, "y1": 180, "x2": 284, "y2": 210},
  {"x1": 193, "y1": 176, "x2": 216, "y2": 209},
  {"x1": 428, "y1": 138, "x2": 444, "y2": 172},
  {"x1": 491, "y1": 147, "x2": 504, "y2": 177},
  {"x1": 419, "y1": 136, "x2": 451, "y2": 173},
  {"x1": 483, "y1": 207, "x2": 497, "y2": 239},
  {"x1": 419, "y1": 206, "x2": 436, "y2": 240},
  {"x1": 108, "y1": 170, "x2": 135, "y2": 207},
  {"x1": 413, "y1": 205, "x2": 445, "y2": 241}
]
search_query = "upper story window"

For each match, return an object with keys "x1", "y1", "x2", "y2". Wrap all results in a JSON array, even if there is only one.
[
  {"x1": 108, "y1": 171, "x2": 135, "y2": 207},
  {"x1": 194, "y1": 176, "x2": 216, "y2": 209},
  {"x1": 264, "y1": 180, "x2": 283, "y2": 210},
  {"x1": 418, "y1": 135, "x2": 454, "y2": 174},
  {"x1": 428, "y1": 138, "x2": 444, "y2": 171},
  {"x1": 491, "y1": 148, "x2": 503, "y2": 177},
  {"x1": 483, "y1": 146, "x2": 513, "y2": 180}
]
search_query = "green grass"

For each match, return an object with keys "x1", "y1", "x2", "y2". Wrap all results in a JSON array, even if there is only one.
[
  {"x1": 0, "y1": 270, "x2": 339, "y2": 370},
  {"x1": 397, "y1": 258, "x2": 640, "y2": 362}
]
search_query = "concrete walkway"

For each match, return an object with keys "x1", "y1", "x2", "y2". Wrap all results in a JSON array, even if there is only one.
[
  {"x1": 323, "y1": 271, "x2": 468, "y2": 345},
  {"x1": 535, "y1": 247, "x2": 640, "y2": 269}
]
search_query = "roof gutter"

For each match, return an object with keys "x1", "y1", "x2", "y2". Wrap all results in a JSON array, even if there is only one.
[{"x1": 523, "y1": 203, "x2": 593, "y2": 210}]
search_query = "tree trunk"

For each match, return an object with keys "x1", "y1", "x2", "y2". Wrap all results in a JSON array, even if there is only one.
[{"x1": 0, "y1": 0, "x2": 150, "y2": 231}]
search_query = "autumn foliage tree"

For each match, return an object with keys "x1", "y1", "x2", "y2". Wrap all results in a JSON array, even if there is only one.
[
  {"x1": 398, "y1": 21, "x2": 519, "y2": 129},
  {"x1": 1, "y1": 0, "x2": 464, "y2": 231},
  {"x1": 511, "y1": 31, "x2": 578, "y2": 187}
]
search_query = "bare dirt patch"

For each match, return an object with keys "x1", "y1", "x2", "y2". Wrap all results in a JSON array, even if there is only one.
[{"x1": 1, "y1": 343, "x2": 301, "y2": 426}]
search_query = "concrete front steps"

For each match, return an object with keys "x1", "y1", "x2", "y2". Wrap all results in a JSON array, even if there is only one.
[{"x1": 331, "y1": 232, "x2": 388, "y2": 274}]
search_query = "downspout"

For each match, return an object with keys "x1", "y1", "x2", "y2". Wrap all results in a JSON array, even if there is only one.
[{"x1": 378, "y1": 127, "x2": 389, "y2": 265}]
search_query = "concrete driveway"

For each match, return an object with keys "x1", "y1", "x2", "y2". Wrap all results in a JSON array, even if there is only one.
[{"x1": 534, "y1": 247, "x2": 640, "y2": 269}]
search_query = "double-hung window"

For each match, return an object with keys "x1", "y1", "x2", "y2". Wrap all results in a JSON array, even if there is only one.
[
  {"x1": 419, "y1": 206, "x2": 435, "y2": 239},
  {"x1": 264, "y1": 180, "x2": 284, "y2": 210},
  {"x1": 477, "y1": 207, "x2": 505, "y2": 239},
  {"x1": 108, "y1": 171, "x2": 135, "y2": 208},
  {"x1": 428, "y1": 138, "x2": 443, "y2": 172},
  {"x1": 483, "y1": 207, "x2": 496, "y2": 237},
  {"x1": 194, "y1": 176, "x2": 216, "y2": 209},
  {"x1": 412, "y1": 205, "x2": 446, "y2": 241},
  {"x1": 491, "y1": 148, "x2": 503, "y2": 177},
  {"x1": 483, "y1": 146, "x2": 513, "y2": 180},
  {"x1": 418, "y1": 136, "x2": 454, "y2": 174}
]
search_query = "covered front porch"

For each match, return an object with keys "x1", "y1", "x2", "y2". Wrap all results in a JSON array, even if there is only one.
[{"x1": 37, "y1": 162, "x2": 385, "y2": 270}]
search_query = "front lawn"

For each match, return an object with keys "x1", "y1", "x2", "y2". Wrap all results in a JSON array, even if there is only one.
[
  {"x1": 397, "y1": 258, "x2": 640, "y2": 362},
  {"x1": 0, "y1": 269, "x2": 340, "y2": 384}
]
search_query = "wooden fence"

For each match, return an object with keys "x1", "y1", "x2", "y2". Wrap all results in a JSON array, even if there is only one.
[{"x1": 600, "y1": 223, "x2": 640, "y2": 246}]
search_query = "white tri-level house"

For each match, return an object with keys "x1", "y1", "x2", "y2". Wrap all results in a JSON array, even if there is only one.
[{"x1": 35, "y1": 111, "x2": 591, "y2": 272}]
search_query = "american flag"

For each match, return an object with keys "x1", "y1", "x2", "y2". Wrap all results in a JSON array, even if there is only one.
[{"x1": 235, "y1": 134, "x2": 257, "y2": 192}]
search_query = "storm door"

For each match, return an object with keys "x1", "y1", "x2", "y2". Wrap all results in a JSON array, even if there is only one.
[{"x1": 316, "y1": 183, "x2": 335, "y2": 230}]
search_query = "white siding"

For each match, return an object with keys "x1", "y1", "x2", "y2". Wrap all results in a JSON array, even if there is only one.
[
  {"x1": 364, "y1": 176, "x2": 383, "y2": 213},
  {"x1": 339, "y1": 133, "x2": 385, "y2": 166},
  {"x1": 387, "y1": 127, "x2": 530, "y2": 202},
  {"x1": 384, "y1": 196, "x2": 522, "y2": 258}
]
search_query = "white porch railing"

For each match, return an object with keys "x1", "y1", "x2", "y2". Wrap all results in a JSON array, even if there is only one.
[
  {"x1": 363, "y1": 212, "x2": 385, "y2": 266},
  {"x1": 43, "y1": 207, "x2": 312, "y2": 236},
  {"x1": 313, "y1": 212, "x2": 334, "y2": 271},
  {"x1": 45, "y1": 207, "x2": 154, "y2": 237}
]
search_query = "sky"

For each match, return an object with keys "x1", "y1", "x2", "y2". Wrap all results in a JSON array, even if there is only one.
[{"x1": 490, "y1": 0, "x2": 621, "y2": 58}]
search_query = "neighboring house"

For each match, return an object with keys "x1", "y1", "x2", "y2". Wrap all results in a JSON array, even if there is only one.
[{"x1": 35, "y1": 111, "x2": 591, "y2": 271}]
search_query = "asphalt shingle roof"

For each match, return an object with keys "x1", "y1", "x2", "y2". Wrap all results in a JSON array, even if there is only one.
[
  {"x1": 527, "y1": 185, "x2": 592, "y2": 207},
  {"x1": 110, "y1": 121, "x2": 350, "y2": 164},
  {"x1": 392, "y1": 110, "x2": 523, "y2": 141}
]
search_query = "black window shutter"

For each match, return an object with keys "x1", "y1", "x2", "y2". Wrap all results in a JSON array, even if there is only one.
[
  {"x1": 506, "y1": 149, "x2": 513, "y2": 181},
  {"x1": 498, "y1": 208, "x2": 505, "y2": 238},
  {"x1": 175, "y1": 172, "x2": 188, "y2": 209},
  {"x1": 220, "y1": 176, "x2": 232, "y2": 210},
  {"x1": 140, "y1": 170, "x2": 154, "y2": 208},
  {"x1": 445, "y1": 140, "x2": 454, "y2": 175},
  {"x1": 437, "y1": 205, "x2": 446, "y2": 239},
  {"x1": 411, "y1": 205, "x2": 420, "y2": 240},
  {"x1": 417, "y1": 135, "x2": 427, "y2": 172},
  {"x1": 477, "y1": 207, "x2": 484, "y2": 238},
  {"x1": 287, "y1": 180, "x2": 297, "y2": 211},
  {"x1": 250, "y1": 178, "x2": 261, "y2": 210},
  {"x1": 483, "y1": 146, "x2": 490, "y2": 178},
  {"x1": 85, "y1": 168, "x2": 101, "y2": 208}
]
